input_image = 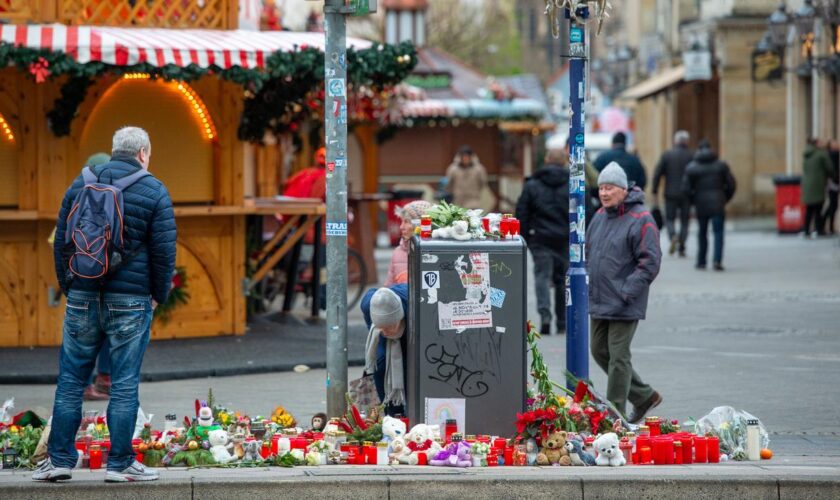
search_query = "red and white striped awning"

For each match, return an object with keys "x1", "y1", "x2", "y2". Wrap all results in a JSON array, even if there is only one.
[{"x1": 0, "y1": 24, "x2": 372, "y2": 70}]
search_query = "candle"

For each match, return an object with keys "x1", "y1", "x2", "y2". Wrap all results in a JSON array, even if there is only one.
[
  {"x1": 376, "y1": 442, "x2": 389, "y2": 465},
  {"x1": 416, "y1": 452, "x2": 427, "y2": 465},
  {"x1": 619, "y1": 437, "x2": 633, "y2": 463},
  {"x1": 260, "y1": 441, "x2": 271, "y2": 459},
  {"x1": 694, "y1": 436, "x2": 708, "y2": 463},
  {"x1": 707, "y1": 436, "x2": 720, "y2": 463},
  {"x1": 510, "y1": 218, "x2": 520, "y2": 237},
  {"x1": 486, "y1": 453, "x2": 498, "y2": 467},
  {"x1": 493, "y1": 438, "x2": 507, "y2": 449},
  {"x1": 504, "y1": 447, "x2": 513, "y2": 466},
  {"x1": 674, "y1": 441, "x2": 683, "y2": 464},
  {"x1": 639, "y1": 446, "x2": 652, "y2": 465},
  {"x1": 651, "y1": 437, "x2": 665, "y2": 465},
  {"x1": 363, "y1": 442, "x2": 376, "y2": 465},
  {"x1": 481, "y1": 217, "x2": 491, "y2": 232},
  {"x1": 680, "y1": 433, "x2": 693, "y2": 464},
  {"x1": 347, "y1": 447, "x2": 358, "y2": 465},
  {"x1": 89, "y1": 445, "x2": 102, "y2": 470},
  {"x1": 420, "y1": 216, "x2": 432, "y2": 239},
  {"x1": 646, "y1": 417, "x2": 661, "y2": 437},
  {"x1": 445, "y1": 419, "x2": 458, "y2": 442},
  {"x1": 665, "y1": 437, "x2": 674, "y2": 464},
  {"x1": 499, "y1": 217, "x2": 511, "y2": 238}
]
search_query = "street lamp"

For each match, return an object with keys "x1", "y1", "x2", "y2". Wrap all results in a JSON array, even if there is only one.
[
  {"x1": 768, "y1": 3, "x2": 790, "y2": 48},
  {"x1": 794, "y1": 0, "x2": 817, "y2": 40}
]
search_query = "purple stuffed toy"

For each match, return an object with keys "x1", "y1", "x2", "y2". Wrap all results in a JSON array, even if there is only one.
[{"x1": 429, "y1": 441, "x2": 472, "y2": 467}]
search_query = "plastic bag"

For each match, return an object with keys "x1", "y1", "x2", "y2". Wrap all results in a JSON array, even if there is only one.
[
  {"x1": 693, "y1": 406, "x2": 769, "y2": 460},
  {"x1": 0, "y1": 398, "x2": 13, "y2": 424}
]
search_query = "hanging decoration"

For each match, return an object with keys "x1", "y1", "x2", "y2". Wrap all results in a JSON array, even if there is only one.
[{"x1": 0, "y1": 40, "x2": 417, "y2": 141}]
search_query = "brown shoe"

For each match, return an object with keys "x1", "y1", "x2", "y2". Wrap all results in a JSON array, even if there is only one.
[
  {"x1": 94, "y1": 374, "x2": 111, "y2": 395},
  {"x1": 83, "y1": 384, "x2": 109, "y2": 401},
  {"x1": 628, "y1": 391, "x2": 662, "y2": 424}
]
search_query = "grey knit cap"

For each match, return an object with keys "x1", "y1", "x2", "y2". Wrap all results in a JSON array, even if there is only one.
[
  {"x1": 598, "y1": 162, "x2": 628, "y2": 189},
  {"x1": 370, "y1": 288, "x2": 404, "y2": 328}
]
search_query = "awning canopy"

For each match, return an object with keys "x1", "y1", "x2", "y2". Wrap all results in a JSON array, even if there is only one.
[
  {"x1": 618, "y1": 65, "x2": 685, "y2": 101},
  {"x1": 0, "y1": 24, "x2": 371, "y2": 70}
]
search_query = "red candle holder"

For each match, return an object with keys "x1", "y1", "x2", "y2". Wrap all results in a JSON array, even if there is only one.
[
  {"x1": 674, "y1": 442, "x2": 683, "y2": 464},
  {"x1": 260, "y1": 442, "x2": 271, "y2": 459},
  {"x1": 486, "y1": 453, "x2": 498, "y2": 467},
  {"x1": 694, "y1": 436, "x2": 708, "y2": 463},
  {"x1": 493, "y1": 438, "x2": 507, "y2": 449},
  {"x1": 444, "y1": 419, "x2": 458, "y2": 443},
  {"x1": 89, "y1": 445, "x2": 102, "y2": 470},
  {"x1": 510, "y1": 218, "x2": 520, "y2": 237},
  {"x1": 646, "y1": 417, "x2": 662, "y2": 437},
  {"x1": 481, "y1": 217, "x2": 491, "y2": 232},
  {"x1": 639, "y1": 446, "x2": 652, "y2": 465},
  {"x1": 499, "y1": 217, "x2": 511, "y2": 238},
  {"x1": 291, "y1": 437, "x2": 307, "y2": 450},
  {"x1": 416, "y1": 452, "x2": 427, "y2": 466},
  {"x1": 707, "y1": 436, "x2": 720, "y2": 463},
  {"x1": 680, "y1": 433, "x2": 693, "y2": 464},
  {"x1": 347, "y1": 447, "x2": 358, "y2": 464},
  {"x1": 364, "y1": 443, "x2": 377, "y2": 464},
  {"x1": 503, "y1": 447, "x2": 513, "y2": 466}
]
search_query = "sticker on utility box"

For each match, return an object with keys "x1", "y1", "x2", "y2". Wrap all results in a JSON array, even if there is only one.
[{"x1": 422, "y1": 271, "x2": 440, "y2": 289}]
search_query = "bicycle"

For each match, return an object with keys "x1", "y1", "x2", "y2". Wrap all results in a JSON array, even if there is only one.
[{"x1": 256, "y1": 211, "x2": 368, "y2": 314}]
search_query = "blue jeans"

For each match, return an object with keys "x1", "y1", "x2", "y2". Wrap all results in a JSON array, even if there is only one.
[
  {"x1": 697, "y1": 214, "x2": 725, "y2": 266},
  {"x1": 48, "y1": 290, "x2": 152, "y2": 471}
]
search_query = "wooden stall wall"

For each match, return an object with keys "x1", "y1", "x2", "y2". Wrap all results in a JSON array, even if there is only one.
[{"x1": 0, "y1": 69, "x2": 246, "y2": 346}]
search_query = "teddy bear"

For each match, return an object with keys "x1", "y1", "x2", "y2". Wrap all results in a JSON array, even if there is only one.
[
  {"x1": 208, "y1": 429, "x2": 236, "y2": 464},
  {"x1": 536, "y1": 430, "x2": 572, "y2": 466},
  {"x1": 565, "y1": 439, "x2": 596, "y2": 466},
  {"x1": 429, "y1": 441, "x2": 472, "y2": 467},
  {"x1": 400, "y1": 423, "x2": 441, "y2": 465},
  {"x1": 594, "y1": 433, "x2": 625, "y2": 467},
  {"x1": 389, "y1": 437, "x2": 406, "y2": 465},
  {"x1": 382, "y1": 416, "x2": 407, "y2": 453}
]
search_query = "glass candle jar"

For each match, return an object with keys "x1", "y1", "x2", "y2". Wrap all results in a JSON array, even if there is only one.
[
  {"x1": 444, "y1": 419, "x2": 458, "y2": 442},
  {"x1": 420, "y1": 216, "x2": 432, "y2": 239},
  {"x1": 674, "y1": 441, "x2": 683, "y2": 464},
  {"x1": 646, "y1": 416, "x2": 662, "y2": 437},
  {"x1": 707, "y1": 436, "x2": 720, "y2": 463},
  {"x1": 88, "y1": 445, "x2": 102, "y2": 470}
]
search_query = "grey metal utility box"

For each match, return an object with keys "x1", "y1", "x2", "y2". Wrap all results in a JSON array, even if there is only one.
[{"x1": 407, "y1": 237, "x2": 527, "y2": 437}]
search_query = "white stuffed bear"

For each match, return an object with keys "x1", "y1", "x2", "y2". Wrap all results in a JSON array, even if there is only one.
[
  {"x1": 208, "y1": 429, "x2": 236, "y2": 464},
  {"x1": 593, "y1": 433, "x2": 625, "y2": 467},
  {"x1": 400, "y1": 423, "x2": 441, "y2": 465},
  {"x1": 382, "y1": 416, "x2": 407, "y2": 450}
]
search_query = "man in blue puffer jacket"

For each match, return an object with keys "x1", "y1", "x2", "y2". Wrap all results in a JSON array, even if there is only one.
[{"x1": 35, "y1": 127, "x2": 176, "y2": 484}]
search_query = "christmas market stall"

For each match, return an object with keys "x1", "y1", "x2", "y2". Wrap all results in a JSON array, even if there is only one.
[{"x1": 0, "y1": 23, "x2": 415, "y2": 346}]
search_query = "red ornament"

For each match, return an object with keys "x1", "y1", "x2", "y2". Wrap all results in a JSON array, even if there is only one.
[
  {"x1": 172, "y1": 273, "x2": 183, "y2": 289},
  {"x1": 29, "y1": 57, "x2": 50, "y2": 83}
]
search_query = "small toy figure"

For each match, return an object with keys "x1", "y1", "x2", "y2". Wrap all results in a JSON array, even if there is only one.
[
  {"x1": 311, "y1": 412, "x2": 327, "y2": 432},
  {"x1": 208, "y1": 429, "x2": 236, "y2": 464},
  {"x1": 565, "y1": 439, "x2": 596, "y2": 466}
]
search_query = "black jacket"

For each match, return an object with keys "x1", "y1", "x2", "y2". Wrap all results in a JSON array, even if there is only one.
[
  {"x1": 593, "y1": 147, "x2": 647, "y2": 191},
  {"x1": 652, "y1": 145, "x2": 693, "y2": 200},
  {"x1": 682, "y1": 148, "x2": 737, "y2": 217},
  {"x1": 54, "y1": 157, "x2": 177, "y2": 304},
  {"x1": 515, "y1": 164, "x2": 570, "y2": 251}
]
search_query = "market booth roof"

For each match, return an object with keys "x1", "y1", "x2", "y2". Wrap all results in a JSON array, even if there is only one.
[{"x1": 0, "y1": 24, "x2": 372, "y2": 69}]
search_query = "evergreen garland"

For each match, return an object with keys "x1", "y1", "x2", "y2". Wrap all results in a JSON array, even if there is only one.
[{"x1": 0, "y1": 41, "x2": 417, "y2": 141}]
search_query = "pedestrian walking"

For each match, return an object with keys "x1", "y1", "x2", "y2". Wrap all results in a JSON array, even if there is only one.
[
  {"x1": 515, "y1": 148, "x2": 570, "y2": 335},
  {"x1": 800, "y1": 138, "x2": 834, "y2": 237},
  {"x1": 445, "y1": 145, "x2": 488, "y2": 209},
  {"x1": 587, "y1": 162, "x2": 662, "y2": 423},
  {"x1": 652, "y1": 131, "x2": 693, "y2": 257},
  {"x1": 361, "y1": 284, "x2": 409, "y2": 417},
  {"x1": 593, "y1": 132, "x2": 647, "y2": 191},
  {"x1": 385, "y1": 200, "x2": 431, "y2": 286},
  {"x1": 682, "y1": 140, "x2": 736, "y2": 271},
  {"x1": 35, "y1": 127, "x2": 176, "y2": 483},
  {"x1": 821, "y1": 139, "x2": 839, "y2": 235}
]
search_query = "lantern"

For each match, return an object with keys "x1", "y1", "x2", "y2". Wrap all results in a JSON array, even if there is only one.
[
  {"x1": 2, "y1": 448, "x2": 18, "y2": 469},
  {"x1": 794, "y1": 0, "x2": 817, "y2": 40},
  {"x1": 768, "y1": 3, "x2": 790, "y2": 48}
]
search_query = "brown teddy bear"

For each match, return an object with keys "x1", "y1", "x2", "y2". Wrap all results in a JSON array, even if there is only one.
[{"x1": 536, "y1": 430, "x2": 572, "y2": 466}]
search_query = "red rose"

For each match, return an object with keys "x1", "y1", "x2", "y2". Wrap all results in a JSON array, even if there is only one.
[{"x1": 172, "y1": 273, "x2": 182, "y2": 289}]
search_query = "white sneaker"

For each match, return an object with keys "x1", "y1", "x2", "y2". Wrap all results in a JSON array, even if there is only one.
[
  {"x1": 31, "y1": 458, "x2": 72, "y2": 482},
  {"x1": 105, "y1": 461, "x2": 160, "y2": 482}
]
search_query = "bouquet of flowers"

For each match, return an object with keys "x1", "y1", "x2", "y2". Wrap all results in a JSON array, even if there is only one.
[{"x1": 154, "y1": 266, "x2": 190, "y2": 324}]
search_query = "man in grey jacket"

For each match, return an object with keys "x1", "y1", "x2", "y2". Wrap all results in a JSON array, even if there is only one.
[{"x1": 587, "y1": 163, "x2": 662, "y2": 423}]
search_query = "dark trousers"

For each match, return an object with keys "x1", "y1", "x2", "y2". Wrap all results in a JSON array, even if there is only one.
[
  {"x1": 530, "y1": 245, "x2": 568, "y2": 330},
  {"x1": 822, "y1": 191, "x2": 838, "y2": 234},
  {"x1": 696, "y1": 214, "x2": 725, "y2": 266},
  {"x1": 803, "y1": 203, "x2": 824, "y2": 235},
  {"x1": 664, "y1": 197, "x2": 690, "y2": 251},
  {"x1": 590, "y1": 319, "x2": 654, "y2": 416}
]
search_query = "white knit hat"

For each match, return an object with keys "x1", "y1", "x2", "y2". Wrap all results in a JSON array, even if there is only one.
[
  {"x1": 598, "y1": 162, "x2": 628, "y2": 189},
  {"x1": 370, "y1": 288, "x2": 404, "y2": 328}
]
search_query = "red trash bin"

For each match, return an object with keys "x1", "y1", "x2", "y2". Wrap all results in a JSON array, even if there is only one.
[
  {"x1": 773, "y1": 175, "x2": 803, "y2": 233},
  {"x1": 387, "y1": 190, "x2": 424, "y2": 247}
]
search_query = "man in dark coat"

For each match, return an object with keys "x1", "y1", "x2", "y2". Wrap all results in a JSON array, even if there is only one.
[
  {"x1": 516, "y1": 148, "x2": 570, "y2": 335},
  {"x1": 652, "y1": 130, "x2": 693, "y2": 257},
  {"x1": 593, "y1": 131, "x2": 647, "y2": 191},
  {"x1": 587, "y1": 162, "x2": 662, "y2": 423},
  {"x1": 36, "y1": 127, "x2": 176, "y2": 483},
  {"x1": 822, "y1": 139, "x2": 839, "y2": 235},
  {"x1": 682, "y1": 140, "x2": 736, "y2": 271}
]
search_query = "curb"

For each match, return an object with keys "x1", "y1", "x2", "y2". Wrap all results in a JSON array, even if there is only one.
[{"x1": 1, "y1": 473, "x2": 839, "y2": 500}]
